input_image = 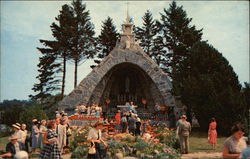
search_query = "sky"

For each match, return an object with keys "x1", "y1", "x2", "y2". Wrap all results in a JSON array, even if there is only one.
[{"x1": 0, "y1": 1, "x2": 249, "y2": 101}]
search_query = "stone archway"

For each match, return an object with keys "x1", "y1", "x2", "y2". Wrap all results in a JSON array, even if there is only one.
[
  {"x1": 87, "y1": 62, "x2": 165, "y2": 108},
  {"x1": 59, "y1": 48, "x2": 175, "y2": 111}
]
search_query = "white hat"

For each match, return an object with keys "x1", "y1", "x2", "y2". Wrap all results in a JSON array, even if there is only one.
[
  {"x1": 32, "y1": 119, "x2": 37, "y2": 122},
  {"x1": 137, "y1": 118, "x2": 141, "y2": 122},
  {"x1": 181, "y1": 114, "x2": 187, "y2": 119},
  {"x1": 12, "y1": 124, "x2": 20, "y2": 129},
  {"x1": 15, "y1": 123, "x2": 21, "y2": 127}
]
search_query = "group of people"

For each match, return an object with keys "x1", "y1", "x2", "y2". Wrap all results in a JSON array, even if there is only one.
[
  {"x1": 86, "y1": 118, "x2": 153, "y2": 159},
  {"x1": 0, "y1": 123, "x2": 28, "y2": 158},
  {"x1": 175, "y1": 115, "x2": 250, "y2": 159},
  {"x1": 0, "y1": 111, "x2": 71, "y2": 159},
  {"x1": 40, "y1": 111, "x2": 71, "y2": 159},
  {"x1": 206, "y1": 118, "x2": 250, "y2": 159},
  {"x1": 75, "y1": 104, "x2": 102, "y2": 118}
]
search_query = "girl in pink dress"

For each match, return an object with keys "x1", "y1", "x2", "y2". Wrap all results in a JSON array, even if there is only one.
[{"x1": 208, "y1": 117, "x2": 217, "y2": 150}]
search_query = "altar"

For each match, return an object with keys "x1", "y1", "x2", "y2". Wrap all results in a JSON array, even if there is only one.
[{"x1": 117, "y1": 104, "x2": 137, "y2": 111}]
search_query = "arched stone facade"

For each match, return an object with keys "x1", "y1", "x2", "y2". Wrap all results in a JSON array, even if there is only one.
[{"x1": 58, "y1": 47, "x2": 175, "y2": 111}]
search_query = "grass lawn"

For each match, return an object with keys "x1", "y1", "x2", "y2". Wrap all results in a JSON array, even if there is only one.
[
  {"x1": 189, "y1": 129, "x2": 227, "y2": 153},
  {"x1": 0, "y1": 136, "x2": 8, "y2": 152}
]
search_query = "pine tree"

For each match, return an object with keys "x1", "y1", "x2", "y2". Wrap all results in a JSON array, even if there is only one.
[
  {"x1": 70, "y1": 0, "x2": 96, "y2": 88},
  {"x1": 159, "y1": 1, "x2": 203, "y2": 73},
  {"x1": 51, "y1": 4, "x2": 74, "y2": 97},
  {"x1": 31, "y1": 4, "x2": 74, "y2": 100},
  {"x1": 99, "y1": 17, "x2": 119, "y2": 58},
  {"x1": 177, "y1": 41, "x2": 244, "y2": 135},
  {"x1": 31, "y1": 44, "x2": 61, "y2": 102},
  {"x1": 91, "y1": 17, "x2": 119, "y2": 68},
  {"x1": 135, "y1": 11, "x2": 159, "y2": 62}
]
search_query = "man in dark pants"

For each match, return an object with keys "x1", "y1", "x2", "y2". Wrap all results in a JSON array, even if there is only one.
[
  {"x1": 121, "y1": 115, "x2": 128, "y2": 133},
  {"x1": 128, "y1": 115, "x2": 136, "y2": 136}
]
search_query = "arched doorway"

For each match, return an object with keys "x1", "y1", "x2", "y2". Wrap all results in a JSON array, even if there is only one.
[{"x1": 88, "y1": 62, "x2": 165, "y2": 112}]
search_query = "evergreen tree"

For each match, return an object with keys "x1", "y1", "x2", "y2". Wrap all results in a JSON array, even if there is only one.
[
  {"x1": 31, "y1": 4, "x2": 74, "y2": 100},
  {"x1": 159, "y1": 1, "x2": 203, "y2": 73},
  {"x1": 51, "y1": 4, "x2": 74, "y2": 96},
  {"x1": 135, "y1": 10, "x2": 163, "y2": 65},
  {"x1": 70, "y1": 0, "x2": 96, "y2": 88},
  {"x1": 31, "y1": 44, "x2": 61, "y2": 102},
  {"x1": 177, "y1": 41, "x2": 244, "y2": 135},
  {"x1": 98, "y1": 17, "x2": 119, "y2": 58},
  {"x1": 91, "y1": 17, "x2": 119, "y2": 68}
]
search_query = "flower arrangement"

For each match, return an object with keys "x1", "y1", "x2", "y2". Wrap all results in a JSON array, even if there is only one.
[{"x1": 70, "y1": 125, "x2": 181, "y2": 159}]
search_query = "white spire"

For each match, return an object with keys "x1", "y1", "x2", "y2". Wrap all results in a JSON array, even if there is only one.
[{"x1": 126, "y1": 2, "x2": 130, "y2": 24}]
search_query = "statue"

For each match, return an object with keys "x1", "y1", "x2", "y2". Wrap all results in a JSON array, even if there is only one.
[
  {"x1": 125, "y1": 76, "x2": 130, "y2": 93},
  {"x1": 125, "y1": 35, "x2": 131, "y2": 49}
]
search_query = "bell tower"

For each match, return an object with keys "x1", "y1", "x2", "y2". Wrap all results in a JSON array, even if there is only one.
[{"x1": 116, "y1": 2, "x2": 139, "y2": 49}]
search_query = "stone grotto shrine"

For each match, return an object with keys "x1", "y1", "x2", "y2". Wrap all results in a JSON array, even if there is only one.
[{"x1": 58, "y1": 14, "x2": 176, "y2": 117}]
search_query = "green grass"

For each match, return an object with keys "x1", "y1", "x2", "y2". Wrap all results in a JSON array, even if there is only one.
[
  {"x1": 0, "y1": 136, "x2": 8, "y2": 152},
  {"x1": 189, "y1": 130, "x2": 226, "y2": 153}
]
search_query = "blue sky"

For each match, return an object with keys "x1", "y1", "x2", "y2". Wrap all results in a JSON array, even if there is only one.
[{"x1": 0, "y1": 1, "x2": 249, "y2": 101}]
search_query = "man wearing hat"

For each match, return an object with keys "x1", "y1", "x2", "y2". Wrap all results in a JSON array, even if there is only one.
[
  {"x1": 12, "y1": 124, "x2": 23, "y2": 143},
  {"x1": 178, "y1": 115, "x2": 191, "y2": 154},
  {"x1": 0, "y1": 134, "x2": 26, "y2": 158}
]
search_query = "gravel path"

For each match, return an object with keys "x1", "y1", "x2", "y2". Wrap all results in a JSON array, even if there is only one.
[{"x1": 181, "y1": 152, "x2": 222, "y2": 159}]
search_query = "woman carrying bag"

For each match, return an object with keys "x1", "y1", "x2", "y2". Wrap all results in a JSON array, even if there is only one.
[{"x1": 87, "y1": 121, "x2": 108, "y2": 159}]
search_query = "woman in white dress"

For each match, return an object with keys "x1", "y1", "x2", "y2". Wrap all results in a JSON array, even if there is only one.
[
  {"x1": 57, "y1": 117, "x2": 67, "y2": 154},
  {"x1": 38, "y1": 120, "x2": 47, "y2": 149}
]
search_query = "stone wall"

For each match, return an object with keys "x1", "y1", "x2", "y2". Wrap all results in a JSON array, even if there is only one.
[{"x1": 58, "y1": 47, "x2": 175, "y2": 110}]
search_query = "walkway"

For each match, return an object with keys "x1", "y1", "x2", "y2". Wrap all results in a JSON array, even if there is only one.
[{"x1": 181, "y1": 152, "x2": 222, "y2": 159}]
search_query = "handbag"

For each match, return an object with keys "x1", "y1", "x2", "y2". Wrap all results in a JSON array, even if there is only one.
[{"x1": 88, "y1": 142, "x2": 96, "y2": 154}]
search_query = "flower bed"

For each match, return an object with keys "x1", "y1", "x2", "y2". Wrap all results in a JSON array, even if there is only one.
[{"x1": 70, "y1": 125, "x2": 181, "y2": 159}]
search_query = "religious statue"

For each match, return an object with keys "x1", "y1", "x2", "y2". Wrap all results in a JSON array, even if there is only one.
[
  {"x1": 125, "y1": 35, "x2": 131, "y2": 49},
  {"x1": 125, "y1": 76, "x2": 130, "y2": 93}
]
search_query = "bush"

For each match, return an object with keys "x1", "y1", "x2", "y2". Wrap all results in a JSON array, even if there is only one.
[
  {"x1": 19, "y1": 104, "x2": 48, "y2": 130},
  {"x1": 71, "y1": 145, "x2": 88, "y2": 159}
]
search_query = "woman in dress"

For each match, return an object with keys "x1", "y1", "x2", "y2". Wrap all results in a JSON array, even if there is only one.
[
  {"x1": 208, "y1": 117, "x2": 217, "y2": 150},
  {"x1": 20, "y1": 124, "x2": 28, "y2": 152},
  {"x1": 87, "y1": 121, "x2": 107, "y2": 159},
  {"x1": 31, "y1": 121, "x2": 40, "y2": 153},
  {"x1": 38, "y1": 120, "x2": 47, "y2": 149},
  {"x1": 40, "y1": 120, "x2": 61, "y2": 159},
  {"x1": 57, "y1": 117, "x2": 67, "y2": 155},
  {"x1": 223, "y1": 123, "x2": 247, "y2": 159}
]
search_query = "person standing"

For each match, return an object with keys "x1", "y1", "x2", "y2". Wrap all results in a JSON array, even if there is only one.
[
  {"x1": 12, "y1": 124, "x2": 22, "y2": 143},
  {"x1": 38, "y1": 120, "x2": 47, "y2": 149},
  {"x1": 40, "y1": 120, "x2": 61, "y2": 159},
  {"x1": 87, "y1": 121, "x2": 107, "y2": 159},
  {"x1": 128, "y1": 115, "x2": 136, "y2": 136},
  {"x1": 178, "y1": 115, "x2": 191, "y2": 154},
  {"x1": 21, "y1": 124, "x2": 28, "y2": 152},
  {"x1": 57, "y1": 117, "x2": 67, "y2": 155},
  {"x1": 208, "y1": 117, "x2": 217, "y2": 150},
  {"x1": 135, "y1": 116, "x2": 141, "y2": 136},
  {"x1": 121, "y1": 115, "x2": 128, "y2": 133},
  {"x1": 115, "y1": 110, "x2": 121, "y2": 133},
  {"x1": 102, "y1": 104, "x2": 108, "y2": 120},
  {"x1": 222, "y1": 123, "x2": 247, "y2": 159},
  {"x1": 31, "y1": 121, "x2": 40, "y2": 153},
  {"x1": 154, "y1": 103, "x2": 160, "y2": 119}
]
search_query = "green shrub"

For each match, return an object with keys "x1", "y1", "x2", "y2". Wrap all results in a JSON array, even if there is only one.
[{"x1": 71, "y1": 145, "x2": 88, "y2": 159}]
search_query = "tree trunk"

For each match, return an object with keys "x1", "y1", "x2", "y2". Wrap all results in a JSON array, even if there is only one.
[
  {"x1": 74, "y1": 57, "x2": 78, "y2": 88},
  {"x1": 61, "y1": 55, "x2": 66, "y2": 98}
]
